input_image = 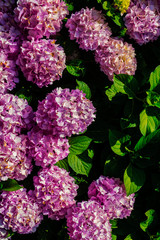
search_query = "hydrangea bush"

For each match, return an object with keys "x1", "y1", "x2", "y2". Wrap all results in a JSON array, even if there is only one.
[{"x1": 0, "y1": 0, "x2": 160, "y2": 239}]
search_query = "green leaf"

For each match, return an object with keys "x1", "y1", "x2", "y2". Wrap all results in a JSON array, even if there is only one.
[
  {"x1": 147, "y1": 90, "x2": 160, "y2": 108},
  {"x1": 113, "y1": 74, "x2": 138, "y2": 99},
  {"x1": 124, "y1": 234, "x2": 133, "y2": 240},
  {"x1": 105, "y1": 84, "x2": 118, "y2": 101},
  {"x1": 139, "y1": 108, "x2": 160, "y2": 136},
  {"x1": 140, "y1": 209, "x2": 156, "y2": 232},
  {"x1": 134, "y1": 129, "x2": 160, "y2": 152},
  {"x1": 69, "y1": 136, "x2": 92, "y2": 155},
  {"x1": 109, "y1": 130, "x2": 131, "y2": 156},
  {"x1": 112, "y1": 234, "x2": 117, "y2": 240},
  {"x1": 55, "y1": 158, "x2": 69, "y2": 171},
  {"x1": 124, "y1": 164, "x2": 145, "y2": 195},
  {"x1": 66, "y1": 59, "x2": 85, "y2": 77},
  {"x1": 76, "y1": 80, "x2": 91, "y2": 99},
  {"x1": 68, "y1": 153, "x2": 92, "y2": 176},
  {"x1": 149, "y1": 65, "x2": 160, "y2": 91},
  {"x1": 2, "y1": 179, "x2": 23, "y2": 192}
]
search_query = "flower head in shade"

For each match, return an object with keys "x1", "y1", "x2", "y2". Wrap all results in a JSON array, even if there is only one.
[
  {"x1": 66, "y1": 7, "x2": 112, "y2": 51},
  {"x1": 0, "y1": 13, "x2": 21, "y2": 59},
  {"x1": 33, "y1": 165, "x2": 78, "y2": 220},
  {"x1": 0, "y1": 93, "x2": 34, "y2": 134},
  {"x1": 0, "y1": 50, "x2": 19, "y2": 94},
  {"x1": 88, "y1": 176, "x2": 135, "y2": 219},
  {"x1": 28, "y1": 126, "x2": 70, "y2": 167},
  {"x1": 0, "y1": 215, "x2": 11, "y2": 240},
  {"x1": 17, "y1": 39, "x2": 66, "y2": 88},
  {"x1": 0, "y1": 0, "x2": 16, "y2": 13},
  {"x1": 95, "y1": 37, "x2": 137, "y2": 81},
  {"x1": 114, "y1": 0, "x2": 131, "y2": 14},
  {"x1": 0, "y1": 132, "x2": 32, "y2": 181},
  {"x1": 0, "y1": 188, "x2": 43, "y2": 234},
  {"x1": 35, "y1": 88, "x2": 96, "y2": 137},
  {"x1": 14, "y1": 0, "x2": 68, "y2": 39},
  {"x1": 124, "y1": 0, "x2": 160, "y2": 45},
  {"x1": 66, "y1": 200, "x2": 112, "y2": 240}
]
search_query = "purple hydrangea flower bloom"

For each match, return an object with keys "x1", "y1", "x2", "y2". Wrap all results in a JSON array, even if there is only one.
[
  {"x1": 95, "y1": 37, "x2": 137, "y2": 81},
  {"x1": 28, "y1": 126, "x2": 70, "y2": 167},
  {"x1": 35, "y1": 88, "x2": 96, "y2": 137},
  {"x1": 0, "y1": 93, "x2": 34, "y2": 134},
  {"x1": 0, "y1": 0, "x2": 16, "y2": 13},
  {"x1": 88, "y1": 176, "x2": 135, "y2": 219},
  {"x1": 0, "y1": 215, "x2": 11, "y2": 240},
  {"x1": 66, "y1": 7, "x2": 112, "y2": 51},
  {"x1": 33, "y1": 165, "x2": 78, "y2": 220},
  {"x1": 0, "y1": 188, "x2": 43, "y2": 234},
  {"x1": 17, "y1": 39, "x2": 66, "y2": 88},
  {"x1": 66, "y1": 200, "x2": 112, "y2": 240},
  {"x1": 14, "y1": 0, "x2": 68, "y2": 39},
  {"x1": 0, "y1": 13, "x2": 22, "y2": 59},
  {"x1": 124, "y1": 0, "x2": 160, "y2": 45},
  {"x1": 0, "y1": 50, "x2": 19, "y2": 94},
  {"x1": 0, "y1": 132, "x2": 32, "y2": 181}
]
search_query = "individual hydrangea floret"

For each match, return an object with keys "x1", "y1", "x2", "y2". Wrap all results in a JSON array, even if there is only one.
[
  {"x1": 0, "y1": 0, "x2": 16, "y2": 13},
  {"x1": 66, "y1": 200, "x2": 112, "y2": 240},
  {"x1": 0, "y1": 50, "x2": 19, "y2": 94},
  {"x1": 28, "y1": 126, "x2": 70, "y2": 167},
  {"x1": 88, "y1": 176, "x2": 135, "y2": 219},
  {"x1": 0, "y1": 188, "x2": 43, "y2": 234},
  {"x1": 0, "y1": 93, "x2": 34, "y2": 134},
  {"x1": 35, "y1": 88, "x2": 96, "y2": 137},
  {"x1": 0, "y1": 132, "x2": 32, "y2": 181},
  {"x1": 114, "y1": 0, "x2": 131, "y2": 14},
  {"x1": 33, "y1": 165, "x2": 78, "y2": 220},
  {"x1": 66, "y1": 7, "x2": 112, "y2": 51},
  {"x1": 124, "y1": 0, "x2": 160, "y2": 45},
  {"x1": 14, "y1": 0, "x2": 69, "y2": 39},
  {"x1": 17, "y1": 39, "x2": 66, "y2": 88},
  {"x1": 0, "y1": 13, "x2": 21, "y2": 59},
  {"x1": 95, "y1": 37, "x2": 137, "y2": 81}
]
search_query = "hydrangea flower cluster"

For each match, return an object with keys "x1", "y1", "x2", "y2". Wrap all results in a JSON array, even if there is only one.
[
  {"x1": 0, "y1": 188, "x2": 43, "y2": 234},
  {"x1": 124, "y1": 0, "x2": 160, "y2": 45},
  {"x1": 0, "y1": 13, "x2": 21, "y2": 59},
  {"x1": 66, "y1": 200, "x2": 112, "y2": 240},
  {"x1": 14, "y1": 0, "x2": 68, "y2": 39},
  {"x1": 0, "y1": 132, "x2": 32, "y2": 181},
  {"x1": 66, "y1": 7, "x2": 137, "y2": 81},
  {"x1": 28, "y1": 126, "x2": 70, "y2": 167},
  {"x1": 0, "y1": 0, "x2": 16, "y2": 13},
  {"x1": 33, "y1": 165, "x2": 78, "y2": 220},
  {"x1": 88, "y1": 176, "x2": 135, "y2": 219},
  {"x1": 17, "y1": 39, "x2": 66, "y2": 87},
  {"x1": 35, "y1": 88, "x2": 96, "y2": 137},
  {"x1": 114, "y1": 0, "x2": 131, "y2": 14},
  {"x1": 0, "y1": 93, "x2": 34, "y2": 134},
  {"x1": 66, "y1": 7, "x2": 112, "y2": 51},
  {"x1": 95, "y1": 37, "x2": 137, "y2": 81},
  {"x1": 0, "y1": 50, "x2": 19, "y2": 94}
]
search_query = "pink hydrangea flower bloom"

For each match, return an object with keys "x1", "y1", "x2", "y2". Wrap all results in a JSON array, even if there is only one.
[
  {"x1": 0, "y1": 93, "x2": 34, "y2": 134},
  {"x1": 28, "y1": 126, "x2": 70, "y2": 167},
  {"x1": 0, "y1": 50, "x2": 19, "y2": 94},
  {"x1": 14, "y1": 0, "x2": 68, "y2": 39},
  {"x1": 0, "y1": 132, "x2": 32, "y2": 181},
  {"x1": 0, "y1": 13, "x2": 22, "y2": 59},
  {"x1": 66, "y1": 200, "x2": 112, "y2": 240},
  {"x1": 0, "y1": 0, "x2": 16, "y2": 13},
  {"x1": 33, "y1": 165, "x2": 78, "y2": 220},
  {"x1": 17, "y1": 39, "x2": 66, "y2": 88},
  {"x1": 66, "y1": 7, "x2": 112, "y2": 51},
  {"x1": 35, "y1": 88, "x2": 96, "y2": 137},
  {"x1": 124, "y1": 0, "x2": 160, "y2": 45},
  {"x1": 0, "y1": 188, "x2": 43, "y2": 234},
  {"x1": 88, "y1": 176, "x2": 135, "y2": 219},
  {"x1": 95, "y1": 37, "x2": 137, "y2": 81}
]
